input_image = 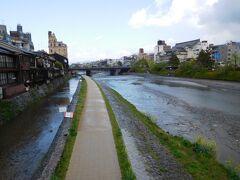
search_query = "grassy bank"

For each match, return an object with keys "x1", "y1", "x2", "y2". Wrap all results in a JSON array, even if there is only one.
[
  {"x1": 97, "y1": 83, "x2": 136, "y2": 180},
  {"x1": 131, "y1": 59, "x2": 240, "y2": 81},
  {"x1": 109, "y1": 87, "x2": 239, "y2": 179},
  {"x1": 175, "y1": 62, "x2": 240, "y2": 81},
  {"x1": 51, "y1": 78, "x2": 87, "y2": 180}
]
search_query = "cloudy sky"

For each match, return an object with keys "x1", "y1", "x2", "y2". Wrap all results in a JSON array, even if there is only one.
[{"x1": 0, "y1": 0, "x2": 239, "y2": 63}]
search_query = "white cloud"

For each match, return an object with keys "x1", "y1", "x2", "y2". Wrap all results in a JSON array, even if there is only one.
[
  {"x1": 95, "y1": 35, "x2": 103, "y2": 41},
  {"x1": 129, "y1": 0, "x2": 240, "y2": 44},
  {"x1": 129, "y1": 0, "x2": 218, "y2": 28},
  {"x1": 128, "y1": 9, "x2": 147, "y2": 28}
]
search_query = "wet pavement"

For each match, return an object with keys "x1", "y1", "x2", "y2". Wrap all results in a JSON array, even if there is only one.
[
  {"x1": 0, "y1": 77, "x2": 80, "y2": 180},
  {"x1": 94, "y1": 74, "x2": 240, "y2": 165}
]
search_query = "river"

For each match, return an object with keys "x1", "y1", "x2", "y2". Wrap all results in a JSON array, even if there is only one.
[
  {"x1": 0, "y1": 77, "x2": 80, "y2": 180},
  {"x1": 95, "y1": 74, "x2": 240, "y2": 165}
]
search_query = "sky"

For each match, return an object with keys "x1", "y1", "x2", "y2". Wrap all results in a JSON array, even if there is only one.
[{"x1": 0, "y1": 0, "x2": 240, "y2": 64}]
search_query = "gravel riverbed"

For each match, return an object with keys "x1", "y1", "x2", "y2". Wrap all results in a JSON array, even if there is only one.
[{"x1": 98, "y1": 81, "x2": 192, "y2": 180}]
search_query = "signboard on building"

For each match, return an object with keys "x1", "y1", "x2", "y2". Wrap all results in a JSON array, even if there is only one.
[{"x1": 212, "y1": 51, "x2": 221, "y2": 61}]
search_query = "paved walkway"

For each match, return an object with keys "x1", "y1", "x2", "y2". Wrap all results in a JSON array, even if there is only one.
[{"x1": 66, "y1": 76, "x2": 121, "y2": 180}]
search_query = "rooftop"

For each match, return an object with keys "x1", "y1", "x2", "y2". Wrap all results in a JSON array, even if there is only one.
[{"x1": 174, "y1": 39, "x2": 200, "y2": 49}]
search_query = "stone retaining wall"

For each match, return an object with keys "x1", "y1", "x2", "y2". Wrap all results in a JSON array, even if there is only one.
[{"x1": 0, "y1": 76, "x2": 69, "y2": 126}]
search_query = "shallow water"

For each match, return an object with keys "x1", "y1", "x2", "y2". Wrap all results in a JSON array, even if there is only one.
[
  {"x1": 0, "y1": 77, "x2": 80, "y2": 180},
  {"x1": 95, "y1": 74, "x2": 240, "y2": 165}
]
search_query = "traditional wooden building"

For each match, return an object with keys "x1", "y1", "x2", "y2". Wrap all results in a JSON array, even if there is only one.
[
  {"x1": 0, "y1": 40, "x2": 69, "y2": 99},
  {"x1": 0, "y1": 41, "x2": 25, "y2": 98}
]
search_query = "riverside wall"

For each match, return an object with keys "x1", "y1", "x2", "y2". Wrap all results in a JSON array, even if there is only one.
[{"x1": 0, "y1": 76, "x2": 70, "y2": 126}]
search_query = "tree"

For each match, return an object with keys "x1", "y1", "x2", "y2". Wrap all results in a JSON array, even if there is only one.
[
  {"x1": 197, "y1": 50, "x2": 213, "y2": 69},
  {"x1": 169, "y1": 54, "x2": 180, "y2": 66},
  {"x1": 54, "y1": 61, "x2": 63, "y2": 69},
  {"x1": 117, "y1": 61, "x2": 122, "y2": 67},
  {"x1": 231, "y1": 53, "x2": 240, "y2": 70}
]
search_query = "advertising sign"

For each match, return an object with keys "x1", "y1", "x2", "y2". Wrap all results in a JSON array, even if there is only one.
[
  {"x1": 64, "y1": 112, "x2": 74, "y2": 118},
  {"x1": 59, "y1": 106, "x2": 67, "y2": 112},
  {"x1": 212, "y1": 51, "x2": 221, "y2": 61}
]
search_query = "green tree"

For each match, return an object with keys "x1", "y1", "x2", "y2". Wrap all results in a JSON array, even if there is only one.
[
  {"x1": 231, "y1": 53, "x2": 240, "y2": 70},
  {"x1": 117, "y1": 61, "x2": 122, "y2": 67},
  {"x1": 54, "y1": 61, "x2": 63, "y2": 69},
  {"x1": 197, "y1": 50, "x2": 213, "y2": 69},
  {"x1": 131, "y1": 58, "x2": 149, "y2": 73},
  {"x1": 169, "y1": 54, "x2": 180, "y2": 66}
]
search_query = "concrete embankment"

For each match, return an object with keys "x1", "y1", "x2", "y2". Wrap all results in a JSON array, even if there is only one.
[{"x1": 0, "y1": 76, "x2": 70, "y2": 126}]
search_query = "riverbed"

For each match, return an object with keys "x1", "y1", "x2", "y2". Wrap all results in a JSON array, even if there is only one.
[
  {"x1": 0, "y1": 77, "x2": 80, "y2": 180},
  {"x1": 95, "y1": 74, "x2": 240, "y2": 165}
]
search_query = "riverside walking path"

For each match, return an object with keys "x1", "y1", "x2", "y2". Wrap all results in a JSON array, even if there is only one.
[{"x1": 66, "y1": 76, "x2": 121, "y2": 180}]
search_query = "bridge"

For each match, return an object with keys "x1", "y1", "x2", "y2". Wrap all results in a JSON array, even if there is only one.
[{"x1": 68, "y1": 66, "x2": 131, "y2": 76}]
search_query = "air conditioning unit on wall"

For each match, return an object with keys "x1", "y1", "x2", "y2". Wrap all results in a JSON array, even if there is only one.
[{"x1": 0, "y1": 87, "x2": 3, "y2": 99}]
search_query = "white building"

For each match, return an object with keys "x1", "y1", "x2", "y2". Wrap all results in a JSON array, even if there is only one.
[
  {"x1": 173, "y1": 39, "x2": 208, "y2": 62},
  {"x1": 154, "y1": 40, "x2": 171, "y2": 63}
]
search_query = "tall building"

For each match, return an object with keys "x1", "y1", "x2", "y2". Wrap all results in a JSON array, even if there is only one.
[
  {"x1": 0, "y1": 25, "x2": 11, "y2": 42},
  {"x1": 154, "y1": 40, "x2": 171, "y2": 62},
  {"x1": 48, "y1": 31, "x2": 68, "y2": 58},
  {"x1": 10, "y1": 24, "x2": 34, "y2": 51}
]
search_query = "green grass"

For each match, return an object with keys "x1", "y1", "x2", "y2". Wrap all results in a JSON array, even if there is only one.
[
  {"x1": 96, "y1": 83, "x2": 136, "y2": 180},
  {"x1": 109, "y1": 87, "x2": 239, "y2": 180},
  {"x1": 0, "y1": 100, "x2": 16, "y2": 122},
  {"x1": 51, "y1": 79, "x2": 87, "y2": 180},
  {"x1": 193, "y1": 136, "x2": 217, "y2": 158}
]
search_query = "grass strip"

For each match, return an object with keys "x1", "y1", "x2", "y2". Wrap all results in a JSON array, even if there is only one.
[
  {"x1": 109, "y1": 87, "x2": 239, "y2": 180},
  {"x1": 96, "y1": 83, "x2": 136, "y2": 180},
  {"x1": 51, "y1": 78, "x2": 87, "y2": 180}
]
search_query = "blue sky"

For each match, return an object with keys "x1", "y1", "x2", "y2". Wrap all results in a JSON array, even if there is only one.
[{"x1": 1, "y1": 0, "x2": 239, "y2": 63}]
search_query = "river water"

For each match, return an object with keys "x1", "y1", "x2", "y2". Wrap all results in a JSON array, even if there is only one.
[
  {"x1": 0, "y1": 77, "x2": 80, "y2": 180},
  {"x1": 95, "y1": 74, "x2": 240, "y2": 165}
]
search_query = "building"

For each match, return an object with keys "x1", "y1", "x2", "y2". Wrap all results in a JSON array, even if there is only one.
[
  {"x1": 0, "y1": 41, "x2": 27, "y2": 98},
  {"x1": 138, "y1": 48, "x2": 149, "y2": 60},
  {"x1": 211, "y1": 41, "x2": 240, "y2": 66},
  {"x1": 173, "y1": 39, "x2": 208, "y2": 62},
  {"x1": 51, "y1": 53, "x2": 69, "y2": 72},
  {"x1": 154, "y1": 40, "x2": 171, "y2": 63},
  {"x1": 48, "y1": 31, "x2": 68, "y2": 58},
  {"x1": 10, "y1": 24, "x2": 34, "y2": 51},
  {"x1": 0, "y1": 39, "x2": 68, "y2": 99},
  {"x1": 121, "y1": 55, "x2": 137, "y2": 67},
  {"x1": 0, "y1": 25, "x2": 11, "y2": 43}
]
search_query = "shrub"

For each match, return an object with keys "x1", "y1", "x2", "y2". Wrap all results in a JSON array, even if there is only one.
[
  {"x1": 225, "y1": 161, "x2": 240, "y2": 179},
  {"x1": 0, "y1": 100, "x2": 16, "y2": 122},
  {"x1": 193, "y1": 136, "x2": 216, "y2": 157}
]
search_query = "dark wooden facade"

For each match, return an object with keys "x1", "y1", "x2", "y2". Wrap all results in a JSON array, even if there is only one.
[{"x1": 0, "y1": 41, "x2": 69, "y2": 99}]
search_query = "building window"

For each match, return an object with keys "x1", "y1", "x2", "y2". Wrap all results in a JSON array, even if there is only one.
[
  {"x1": 0, "y1": 55, "x2": 14, "y2": 68},
  {"x1": 7, "y1": 72, "x2": 16, "y2": 84},
  {"x1": 0, "y1": 55, "x2": 6, "y2": 67},
  {"x1": 6, "y1": 56, "x2": 14, "y2": 68},
  {"x1": 0, "y1": 73, "x2": 7, "y2": 85}
]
